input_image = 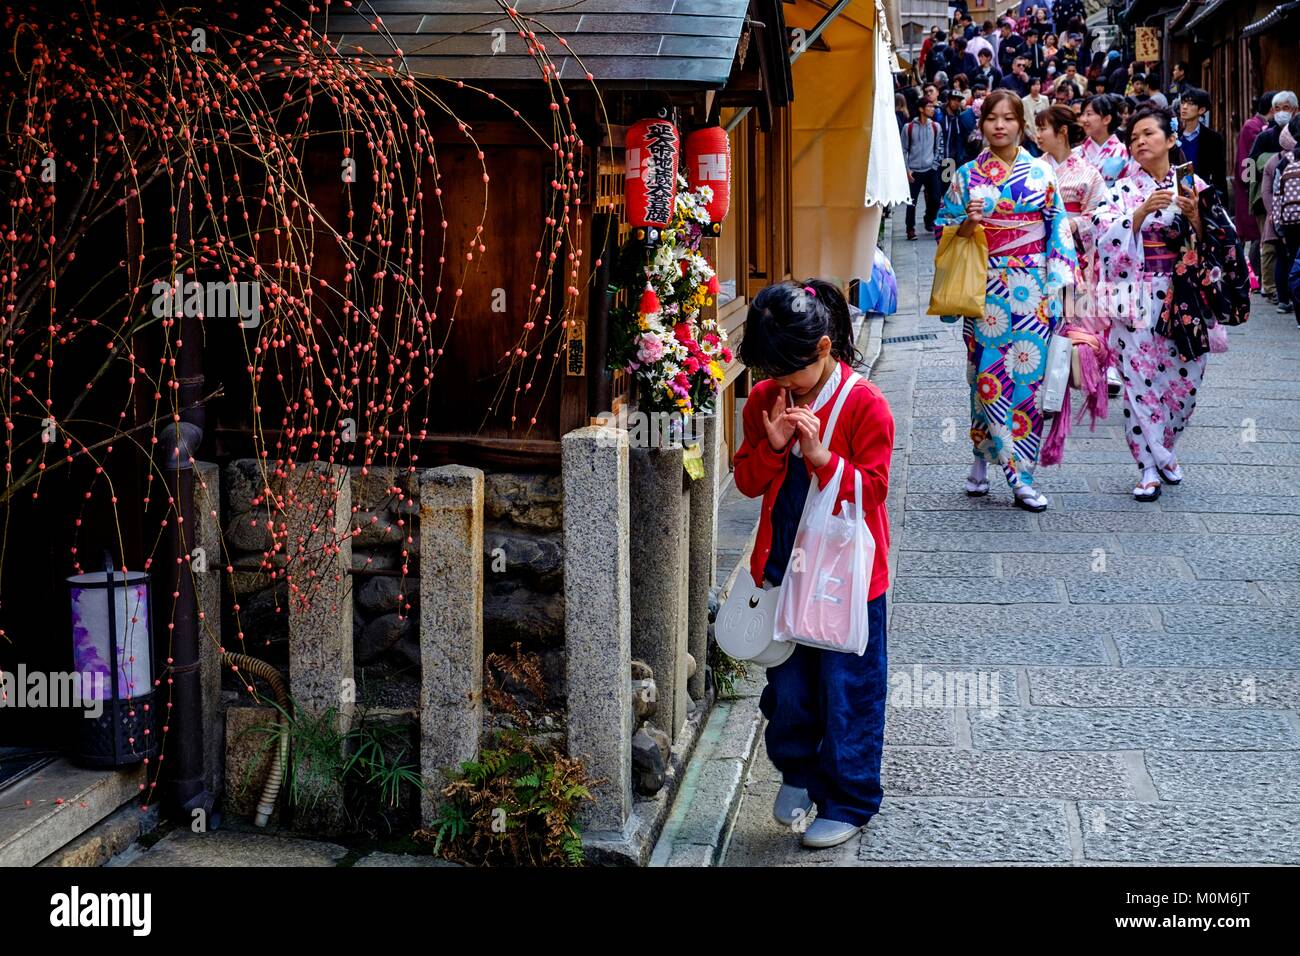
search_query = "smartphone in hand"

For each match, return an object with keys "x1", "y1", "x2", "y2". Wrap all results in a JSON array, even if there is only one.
[{"x1": 1174, "y1": 162, "x2": 1196, "y2": 201}]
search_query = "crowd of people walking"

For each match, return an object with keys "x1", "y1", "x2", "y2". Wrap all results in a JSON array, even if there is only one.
[{"x1": 897, "y1": 5, "x2": 1280, "y2": 509}]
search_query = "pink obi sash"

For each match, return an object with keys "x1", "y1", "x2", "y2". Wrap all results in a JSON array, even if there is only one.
[
  {"x1": 1141, "y1": 237, "x2": 1175, "y2": 275},
  {"x1": 982, "y1": 212, "x2": 1046, "y2": 256},
  {"x1": 1064, "y1": 201, "x2": 1083, "y2": 214}
]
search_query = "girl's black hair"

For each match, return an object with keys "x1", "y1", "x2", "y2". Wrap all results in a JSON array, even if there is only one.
[
  {"x1": 1085, "y1": 93, "x2": 1122, "y2": 134},
  {"x1": 738, "y1": 278, "x2": 862, "y2": 378}
]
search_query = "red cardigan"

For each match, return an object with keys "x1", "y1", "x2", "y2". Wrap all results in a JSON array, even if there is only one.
[{"x1": 732, "y1": 361, "x2": 894, "y2": 600}]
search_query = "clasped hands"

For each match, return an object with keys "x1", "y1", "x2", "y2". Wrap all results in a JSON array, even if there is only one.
[{"x1": 762, "y1": 388, "x2": 832, "y2": 470}]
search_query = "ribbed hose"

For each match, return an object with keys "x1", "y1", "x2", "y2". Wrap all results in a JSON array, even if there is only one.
[{"x1": 223, "y1": 653, "x2": 290, "y2": 827}]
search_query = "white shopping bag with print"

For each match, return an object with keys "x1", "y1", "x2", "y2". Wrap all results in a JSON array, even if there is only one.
[{"x1": 772, "y1": 373, "x2": 876, "y2": 656}]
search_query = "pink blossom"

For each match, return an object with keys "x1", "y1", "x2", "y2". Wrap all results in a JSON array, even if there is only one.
[{"x1": 636, "y1": 333, "x2": 666, "y2": 365}]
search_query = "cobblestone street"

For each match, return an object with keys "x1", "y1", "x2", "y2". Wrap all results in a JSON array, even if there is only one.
[{"x1": 720, "y1": 213, "x2": 1300, "y2": 866}]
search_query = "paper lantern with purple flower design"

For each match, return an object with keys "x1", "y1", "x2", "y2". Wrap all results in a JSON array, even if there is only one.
[{"x1": 67, "y1": 568, "x2": 156, "y2": 768}]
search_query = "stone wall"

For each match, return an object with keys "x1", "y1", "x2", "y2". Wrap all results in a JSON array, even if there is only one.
[
  {"x1": 482, "y1": 472, "x2": 565, "y2": 705},
  {"x1": 220, "y1": 461, "x2": 567, "y2": 712}
]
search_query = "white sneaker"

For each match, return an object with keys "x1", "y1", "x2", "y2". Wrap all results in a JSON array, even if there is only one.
[
  {"x1": 800, "y1": 817, "x2": 864, "y2": 848},
  {"x1": 772, "y1": 784, "x2": 814, "y2": 826}
]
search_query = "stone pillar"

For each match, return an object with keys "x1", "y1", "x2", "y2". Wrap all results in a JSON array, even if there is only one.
[
  {"x1": 282, "y1": 463, "x2": 354, "y2": 829},
  {"x1": 630, "y1": 440, "x2": 689, "y2": 743},
  {"x1": 686, "y1": 414, "x2": 720, "y2": 701},
  {"x1": 563, "y1": 425, "x2": 632, "y2": 834},
  {"x1": 418, "y1": 465, "x2": 485, "y2": 826},
  {"x1": 283, "y1": 464, "x2": 354, "y2": 724},
  {"x1": 192, "y1": 461, "x2": 224, "y2": 801}
]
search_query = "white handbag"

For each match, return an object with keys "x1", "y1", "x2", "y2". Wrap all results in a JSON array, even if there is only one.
[
  {"x1": 713, "y1": 372, "x2": 861, "y2": 666},
  {"x1": 714, "y1": 577, "x2": 792, "y2": 666}
]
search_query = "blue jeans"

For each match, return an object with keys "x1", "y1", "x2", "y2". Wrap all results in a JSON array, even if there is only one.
[{"x1": 758, "y1": 592, "x2": 888, "y2": 826}]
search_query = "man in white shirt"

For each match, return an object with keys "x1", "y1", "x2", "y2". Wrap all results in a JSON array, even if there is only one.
[{"x1": 966, "y1": 29, "x2": 994, "y2": 65}]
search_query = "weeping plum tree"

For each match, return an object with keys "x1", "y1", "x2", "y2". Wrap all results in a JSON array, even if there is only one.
[{"x1": 0, "y1": 0, "x2": 596, "y2": 800}]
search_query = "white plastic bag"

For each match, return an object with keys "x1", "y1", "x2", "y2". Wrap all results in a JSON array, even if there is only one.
[
  {"x1": 1039, "y1": 332, "x2": 1072, "y2": 415},
  {"x1": 773, "y1": 370, "x2": 877, "y2": 656}
]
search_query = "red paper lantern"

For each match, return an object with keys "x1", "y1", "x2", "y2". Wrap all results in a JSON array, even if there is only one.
[
  {"x1": 625, "y1": 118, "x2": 680, "y2": 237},
  {"x1": 684, "y1": 126, "x2": 731, "y2": 236}
]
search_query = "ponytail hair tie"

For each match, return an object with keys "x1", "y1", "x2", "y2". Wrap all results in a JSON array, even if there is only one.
[{"x1": 803, "y1": 285, "x2": 817, "y2": 296}]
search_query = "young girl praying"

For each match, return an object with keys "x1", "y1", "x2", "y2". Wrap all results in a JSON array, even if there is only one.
[{"x1": 732, "y1": 279, "x2": 895, "y2": 849}]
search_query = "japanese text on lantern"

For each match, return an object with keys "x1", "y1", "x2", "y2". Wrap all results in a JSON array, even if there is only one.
[{"x1": 642, "y1": 122, "x2": 679, "y2": 226}]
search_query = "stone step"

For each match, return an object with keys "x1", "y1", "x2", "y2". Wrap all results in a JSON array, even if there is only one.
[{"x1": 0, "y1": 759, "x2": 145, "y2": 867}]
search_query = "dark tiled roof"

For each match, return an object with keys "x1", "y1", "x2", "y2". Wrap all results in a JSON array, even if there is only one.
[
  {"x1": 1242, "y1": 1, "x2": 1300, "y2": 38},
  {"x1": 316, "y1": 0, "x2": 753, "y2": 88}
]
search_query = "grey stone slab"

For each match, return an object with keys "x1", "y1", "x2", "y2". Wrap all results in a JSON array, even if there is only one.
[
  {"x1": 911, "y1": 391, "x2": 974, "y2": 411},
  {"x1": 1027, "y1": 667, "x2": 1300, "y2": 709},
  {"x1": 1115, "y1": 632, "x2": 1300, "y2": 668},
  {"x1": 902, "y1": 511, "x2": 1038, "y2": 533},
  {"x1": 904, "y1": 467, "x2": 1094, "y2": 494},
  {"x1": 884, "y1": 749, "x2": 1136, "y2": 799},
  {"x1": 895, "y1": 551, "x2": 997, "y2": 576},
  {"x1": 892, "y1": 576, "x2": 1062, "y2": 605},
  {"x1": 885, "y1": 704, "x2": 957, "y2": 746},
  {"x1": 1193, "y1": 557, "x2": 1300, "y2": 581},
  {"x1": 721, "y1": 776, "x2": 862, "y2": 867},
  {"x1": 1149, "y1": 493, "x2": 1300, "y2": 515},
  {"x1": 353, "y1": 852, "x2": 460, "y2": 867},
  {"x1": 1098, "y1": 475, "x2": 1300, "y2": 497},
  {"x1": 1116, "y1": 531, "x2": 1300, "y2": 557},
  {"x1": 888, "y1": 664, "x2": 1021, "y2": 709},
  {"x1": 905, "y1": 492, "x2": 1153, "y2": 513},
  {"x1": 674, "y1": 758, "x2": 745, "y2": 846},
  {"x1": 900, "y1": 530, "x2": 1114, "y2": 553},
  {"x1": 1160, "y1": 606, "x2": 1300, "y2": 634},
  {"x1": 892, "y1": 602, "x2": 1153, "y2": 637},
  {"x1": 1164, "y1": 407, "x2": 1300, "y2": 430},
  {"x1": 891, "y1": 631, "x2": 1109, "y2": 665},
  {"x1": 1013, "y1": 553, "x2": 1190, "y2": 578},
  {"x1": 1038, "y1": 512, "x2": 1203, "y2": 533},
  {"x1": 1171, "y1": 426, "x2": 1300, "y2": 446},
  {"x1": 1259, "y1": 581, "x2": 1300, "y2": 606},
  {"x1": 1065, "y1": 577, "x2": 1262, "y2": 606},
  {"x1": 971, "y1": 707, "x2": 1299, "y2": 751},
  {"x1": 664, "y1": 843, "x2": 716, "y2": 866},
  {"x1": 1144, "y1": 751, "x2": 1300, "y2": 802},
  {"x1": 857, "y1": 799, "x2": 1072, "y2": 863},
  {"x1": 1199, "y1": 514, "x2": 1300, "y2": 534},
  {"x1": 710, "y1": 697, "x2": 764, "y2": 762},
  {"x1": 127, "y1": 830, "x2": 348, "y2": 867},
  {"x1": 1078, "y1": 801, "x2": 1300, "y2": 863}
]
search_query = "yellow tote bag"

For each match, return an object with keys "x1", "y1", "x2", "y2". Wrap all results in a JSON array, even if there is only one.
[{"x1": 928, "y1": 224, "x2": 988, "y2": 318}]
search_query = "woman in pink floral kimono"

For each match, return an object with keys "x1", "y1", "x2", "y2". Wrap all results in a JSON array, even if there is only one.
[
  {"x1": 1091, "y1": 105, "x2": 1249, "y2": 501},
  {"x1": 1035, "y1": 105, "x2": 1113, "y2": 464}
]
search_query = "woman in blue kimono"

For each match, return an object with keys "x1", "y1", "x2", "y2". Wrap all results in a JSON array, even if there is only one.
[{"x1": 935, "y1": 89, "x2": 1077, "y2": 512}]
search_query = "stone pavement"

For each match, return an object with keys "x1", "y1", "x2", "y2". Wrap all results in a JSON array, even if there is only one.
[{"x1": 719, "y1": 211, "x2": 1300, "y2": 866}]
